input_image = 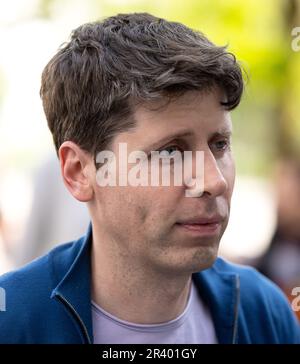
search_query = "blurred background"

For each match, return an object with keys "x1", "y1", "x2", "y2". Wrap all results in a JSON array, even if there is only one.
[{"x1": 0, "y1": 0, "x2": 299, "y2": 316}]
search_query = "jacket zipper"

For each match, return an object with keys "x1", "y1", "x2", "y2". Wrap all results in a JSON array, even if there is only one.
[
  {"x1": 55, "y1": 294, "x2": 91, "y2": 344},
  {"x1": 232, "y1": 275, "x2": 240, "y2": 344}
]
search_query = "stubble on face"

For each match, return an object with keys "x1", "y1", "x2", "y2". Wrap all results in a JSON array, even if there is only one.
[{"x1": 91, "y1": 89, "x2": 235, "y2": 278}]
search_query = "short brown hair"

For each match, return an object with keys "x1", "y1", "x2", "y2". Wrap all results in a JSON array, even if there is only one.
[{"x1": 40, "y1": 12, "x2": 244, "y2": 162}]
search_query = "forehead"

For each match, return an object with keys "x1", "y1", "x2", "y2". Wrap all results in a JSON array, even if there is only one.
[{"x1": 113, "y1": 89, "x2": 232, "y2": 149}]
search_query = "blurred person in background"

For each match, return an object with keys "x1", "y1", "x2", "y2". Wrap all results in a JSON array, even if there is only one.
[{"x1": 256, "y1": 155, "x2": 300, "y2": 320}]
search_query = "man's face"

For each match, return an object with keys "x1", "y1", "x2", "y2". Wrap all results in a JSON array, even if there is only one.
[{"x1": 90, "y1": 89, "x2": 235, "y2": 274}]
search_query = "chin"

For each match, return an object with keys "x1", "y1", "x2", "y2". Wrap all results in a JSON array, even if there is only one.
[
  {"x1": 189, "y1": 246, "x2": 218, "y2": 273},
  {"x1": 163, "y1": 246, "x2": 218, "y2": 275}
]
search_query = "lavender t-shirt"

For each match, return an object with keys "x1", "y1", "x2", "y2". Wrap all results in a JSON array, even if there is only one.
[{"x1": 92, "y1": 281, "x2": 218, "y2": 344}]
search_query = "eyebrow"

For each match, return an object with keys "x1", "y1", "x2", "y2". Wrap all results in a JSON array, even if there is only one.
[
  {"x1": 144, "y1": 130, "x2": 194, "y2": 151},
  {"x1": 209, "y1": 130, "x2": 232, "y2": 140},
  {"x1": 144, "y1": 128, "x2": 232, "y2": 151}
]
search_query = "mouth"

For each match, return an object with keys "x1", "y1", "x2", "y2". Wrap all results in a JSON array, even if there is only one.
[{"x1": 175, "y1": 217, "x2": 224, "y2": 237}]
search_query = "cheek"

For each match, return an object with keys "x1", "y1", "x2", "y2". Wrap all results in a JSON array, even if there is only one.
[
  {"x1": 93, "y1": 187, "x2": 148, "y2": 243},
  {"x1": 219, "y1": 153, "x2": 236, "y2": 197},
  {"x1": 227, "y1": 160, "x2": 236, "y2": 195},
  {"x1": 99, "y1": 186, "x2": 152, "y2": 223},
  {"x1": 131, "y1": 186, "x2": 183, "y2": 234},
  {"x1": 94, "y1": 182, "x2": 183, "y2": 239}
]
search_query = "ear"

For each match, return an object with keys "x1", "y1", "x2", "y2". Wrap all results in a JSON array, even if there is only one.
[{"x1": 59, "y1": 141, "x2": 94, "y2": 202}]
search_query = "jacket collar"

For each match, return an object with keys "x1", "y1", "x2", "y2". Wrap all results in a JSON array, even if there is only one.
[
  {"x1": 51, "y1": 224, "x2": 240, "y2": 344},
  {"x1": 51, "y1": 223, "x2": 94, "y2": 343},
  {"x1": 193, "y1": 264, "x2": 240, "y2": 344}
]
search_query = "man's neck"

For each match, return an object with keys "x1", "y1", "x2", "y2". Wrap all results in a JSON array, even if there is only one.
[{"x1": 91, "y1": 231, "x2": 192, "y2": 325}]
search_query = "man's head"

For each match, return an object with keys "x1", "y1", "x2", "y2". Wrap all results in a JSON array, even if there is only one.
[
  {"x1": 41, "y1": 12, "x2": 243, "y2": 161},
  {"x1": 40, "y1": 13, "x2": 244, "y2": 274}
]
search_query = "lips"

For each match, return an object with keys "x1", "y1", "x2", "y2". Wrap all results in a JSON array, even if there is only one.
[
  {"x1": 176, "y1": 216, "x2": 224, "y2": 225},
  {"x1": 175, "y1": 216, "x2": 224, "y2": 236}
]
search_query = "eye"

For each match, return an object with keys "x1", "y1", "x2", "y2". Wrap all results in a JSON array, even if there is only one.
[
  {"x1": 159, "y1": 145, "x2": 183, "y2": 157},
  {"x1": 211, "y1": 139, "x2": 231, "y2": 153}
]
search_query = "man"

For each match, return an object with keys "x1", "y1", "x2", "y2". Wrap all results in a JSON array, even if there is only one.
[{"x1": 0, "y1": 13, "x2": 299, "y2": 344}]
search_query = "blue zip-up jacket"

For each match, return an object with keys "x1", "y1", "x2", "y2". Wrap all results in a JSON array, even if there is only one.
[{"x1": 0, "y1": 225, "x2": 299, "y2": 344}]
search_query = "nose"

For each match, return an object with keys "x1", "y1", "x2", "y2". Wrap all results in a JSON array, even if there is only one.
[
  {"x1": 183, "y1": 149, "x2": 229, "y2": 198},
  {"x1": 203, "y1": 150, "x2": 228, "y2": 197}
]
